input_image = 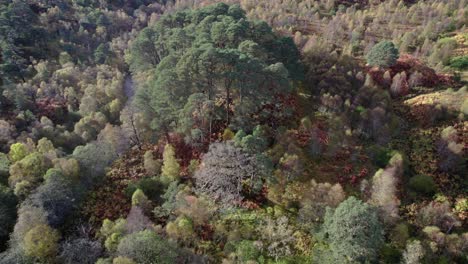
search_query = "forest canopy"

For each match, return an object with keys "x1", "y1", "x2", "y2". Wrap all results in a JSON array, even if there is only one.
[
  {"x1": 0, "y1": 0, "x2": 466, "y2": 263},
  {"x1": 129, "y1": 3, "x2": 302, "y2": 140}
]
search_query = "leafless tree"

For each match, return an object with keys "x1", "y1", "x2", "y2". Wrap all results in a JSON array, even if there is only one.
[{"x1": 194, "y1": 142, "x2": 258, "y2": 206}]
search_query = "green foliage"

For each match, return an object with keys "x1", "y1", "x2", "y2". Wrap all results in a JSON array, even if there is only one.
[
  {"x1": 322, "y1": 197, "x2": 384, "y2": 263},
  {"x1": 116, "y1": 230, "x2": 179, "y2": 264},
  {"x1": 166, "y1": 215, "x2": 195, "y2": 244},
  {"x1": 187, "y1": 159, "x2": 199, "y2": 176},
  {"x1": 0, "y1": 1, "x2": 47, "y2": 84},
  {"x1": 236, "y1": 240, "x2": 262, "y2": 262},
  {"x1": 449, "y1": 56, "x2": 468, "y2": 70},
  {"x1": 0, "y1": 153, "x2": 10, "y2": 183},
  {"x1": 222, "y1": 128, "x2": 235, "y2": 141},
  {"x1": 161, "y1": 144, "x2": 180, "y2": 184},
  {"x1": 96, "y1": 258, "x2": 113, "y2": 264},
  {"x1": 131, "y1": 3, "x2": 301, "y2": 135},
  {"x1": 367, "y1": 145, "x2": 393, "y2": 168},
  {"x1": 8, "y1": 152, "x2": 51, "y2": 193},
  {"x1": 0, "y1": 184, "x2": 16, "y2": 248},
  {"x1": 0, "y1": 1, "x2": 465, "y2": 263},
  {"x1": 113, "y1": 257, "x2": 136, "y2": 264},
  {"x1": 131, "y1": 189, "x2": 150, "y2": 208},
  {"x1": 72, "y1": 141, "x2": 117, "y2": 187},
  {"x1": 95, "y1": 43, "x2": 111, "y2": 64},
  {"x1": 238, "y1": 125, "x2": 269, "y2": 154},
  {"x1": 153, "y1": 181, "x2": 186, "y2": 218},
  {"x1": 454, "y1": 198, "x2": 467, "y2": 216},
  {"x1": 366, "y1": 41, "x2": 399, "y2": 68},
  {"x1": 100, "y1": 218, "x2": 128, "y2": 252},
  {"x1": 8, "y1": 142, "x2": 28, "y2": 163},
  {"x1": 380, "y1": 244, "x2": 401, "y2": 264},
  {"x1": 125, "y1": 177, "x2": 163, "y2": 202},
  {"x1": 23, "y1": 224, "x2": 60, "y2": 261},
  {"x1": 389, "y1": 223, "x2": 410, "y2": 249},
  {"x1": 36, "y1": 138, "x2": 56, "y2": 158},
  {"x1": 409, "y1": 174, "x2": 437, "y2": 196}
]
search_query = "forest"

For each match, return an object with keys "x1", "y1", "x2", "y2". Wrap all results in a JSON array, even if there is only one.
[{"x1": 0, "y1": 0, "x2": 466, "y2": 263}]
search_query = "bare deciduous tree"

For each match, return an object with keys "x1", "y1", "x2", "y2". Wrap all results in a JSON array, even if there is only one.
[{"x1": 194, "y1": 142, "x2": 259, "y2": 206}]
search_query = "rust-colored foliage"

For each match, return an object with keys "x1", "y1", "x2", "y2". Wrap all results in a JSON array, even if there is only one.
[
  {"x1": 35, "y1": 98, "x2": 68, "y2": 123},
  {"x1": 365, "y1": 54, "x2": 455, "y2": 90},
  {"x1": 81, "y1": 145, "x2": 152, "y2": 226}
]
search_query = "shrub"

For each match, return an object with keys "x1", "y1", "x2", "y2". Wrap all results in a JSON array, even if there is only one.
[
  {"x1": 131, "y1": 189, "x2": 149, "y2": 207},
  {"x1": 222, "y1": 128, "x2": 235, "y2": 141},
  {"x1": 322, "y1": 197, "x2": 384, "y2": 263},
  {"x1": 116, "y1": 230, "x2": 179, "y2": 264},
  {"x1": 23, "y1": 224, "x2": 60, "y2": 261},
  {"x1": 366, "y1": 41, "x2": 399, "y2": 68},
  {"x1": 409, "y1": 174, "x2": 437, "y2": 196},
  {"x1": 131, "y1": 189, "x2": 151, "y2": 214},
  {"x1": 367, "y1": 145, "x2": 392, "y2": 168},
  {"x1": 449, "y1": 56, "x2": 468, "y2": 70},
  {"x1": 59, "y1": 238, "x2": 102, "y2": 264}
]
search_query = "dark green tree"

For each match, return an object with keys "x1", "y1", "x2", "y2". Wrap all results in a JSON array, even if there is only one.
[
  {"x1": 0, "y1": 1, "x2": 47, "y2": 84},
  {"x1": 322, "y1": 196, "x2": 384, "y2": 263},
  {"x1": 0, "y1": 184, "x2": 16, "y2": 250},
  {"x1": 131, "y1": 3, "x2": 302, "y2": 138},
  {"x1": 366, "y1": 41, "x2": 399, "y2": 68},
  {"x1": 94, "y1": 43, "x2": 110, "y2": 64}
]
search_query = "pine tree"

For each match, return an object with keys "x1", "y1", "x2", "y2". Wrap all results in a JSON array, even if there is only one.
[
  {"x1": 366, "y1": 41, "x2": 399, "y2": 68},
  {"x1": 322, "y1": 197, "x2": 384, "y2": 263}
]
